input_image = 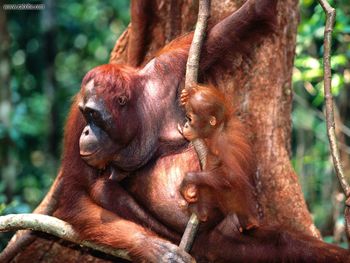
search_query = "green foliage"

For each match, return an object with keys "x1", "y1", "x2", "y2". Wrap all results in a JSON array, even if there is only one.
[
  {"x1": 295, "y1": 0, "x2": 350, "y2": 104},
  {"x1": 292, "y1": 0, "x2": 350, "y2": 243}
]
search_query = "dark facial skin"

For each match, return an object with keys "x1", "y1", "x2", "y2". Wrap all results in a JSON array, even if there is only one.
[
  {"x1": 181, "y1": 110, "x2": 201, "y2": 141},
  {"x1": 181, "y1": 109, "x2": 217, "y2": 141},
  {"x1": 79, "y1": 90, "x2": 114, "y2": 167},
  {"x1": 179, "y1": 88, "x2": 218, "y2": 141},
  {"x1": 78, "y1": 79, "x2": 137, "y2": 181}
]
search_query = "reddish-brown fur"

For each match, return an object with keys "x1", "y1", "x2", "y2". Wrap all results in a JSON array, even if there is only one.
[
  {"x1": 54, "y1": 70, "x2": 189, "y2": 262},
  {"x1": 52, "y1": 0, "x2": 350, "y2": 262},
  {"x1": 179, "y1": 85, "x2": 259, "y2": 230}
]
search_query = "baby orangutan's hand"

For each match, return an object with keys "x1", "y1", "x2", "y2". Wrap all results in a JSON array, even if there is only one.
[{"x1": 180, "y1": 89, "x2": 190, "y2": 106}]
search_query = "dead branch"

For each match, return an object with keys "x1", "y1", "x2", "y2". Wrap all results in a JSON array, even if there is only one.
[
  {"x1": 318, "y1": 0, "x2": 350, "y2": 238},
  {"x1": 0, "y1": 214, "x2": 130, "y2": 261},
  {"x1": 179, "y1": 0, "x2": 210, "y2": 252}
]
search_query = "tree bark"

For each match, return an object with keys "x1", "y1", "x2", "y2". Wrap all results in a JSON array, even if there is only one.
[
  {"x1": 10, "y1": 0, "x2": 320, "y2": 261},
  {"x1": 243, "y1": 0, "x2": 319, "y2": 237}
]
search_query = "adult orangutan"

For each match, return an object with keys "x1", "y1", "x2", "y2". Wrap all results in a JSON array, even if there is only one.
[{"x1": 39, "y1": 0, "x2": 350, "y2": 262}]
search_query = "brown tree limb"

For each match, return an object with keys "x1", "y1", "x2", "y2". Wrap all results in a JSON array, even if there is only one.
[
  {"x1": 109, "y1": 25, "x2": 130, "y2": 64},
  {"x1": 179, "y1": 0, "x2": 210, "y2": 252},
  {"x1": 318, "y1": 0, "x2": 350, "y2": 238},
  {"x1": 0, "y1": 214, "x2": 130, "y2": 261}
]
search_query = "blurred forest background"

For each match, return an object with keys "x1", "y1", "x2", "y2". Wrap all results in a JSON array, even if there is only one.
[{"x1": 0, "y1": 0, "x2": 349, "y2": 249}]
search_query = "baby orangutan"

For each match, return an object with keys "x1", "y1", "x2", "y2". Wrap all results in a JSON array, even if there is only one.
[{"x1": 179, "y1": 85, "x2": 259, "y2": 232}]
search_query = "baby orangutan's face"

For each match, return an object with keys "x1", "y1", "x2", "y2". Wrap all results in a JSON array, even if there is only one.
[
  {"x1": 179, "y1": 109, "x2": 217, "y2": 141},
  {"x1": 181, "y1": 110, "x2": 201, "y2": 141}
]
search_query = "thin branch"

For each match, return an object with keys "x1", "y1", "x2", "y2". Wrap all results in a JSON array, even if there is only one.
[
  {"x1": 0, "y1": 214, "x2": 130, "y2": 261},
  {"x1": 318, "y1": 0, "x2": 350, "y2": 240},
  {"x1": 318, "y1": 0, "x2": 350, "y2": 197},
  {"x1": 179, "y1": 0, "x2": 210, "y2": 252},
  {"x1": 179, "y1": 213, "x2": 200, "y2": 252},
  {"x1": 184, "y1": 0, "x2": 210, "y2": 89}
]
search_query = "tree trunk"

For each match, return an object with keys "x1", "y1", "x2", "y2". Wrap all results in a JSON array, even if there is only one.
[
  {"x1": 12, "y1": 0, "x2": 320, "y2": 261},
  {"x1": 240, "y1": 0, "x2": 319, "y2": 237}
]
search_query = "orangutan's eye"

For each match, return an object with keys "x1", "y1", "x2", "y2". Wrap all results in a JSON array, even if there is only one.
[
  {"x1": 90, "y1": 110, "x2": 99, "y2": 121},
  {"x1": 82, "y1": 107, "x2": 105, "y2": 128}
]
